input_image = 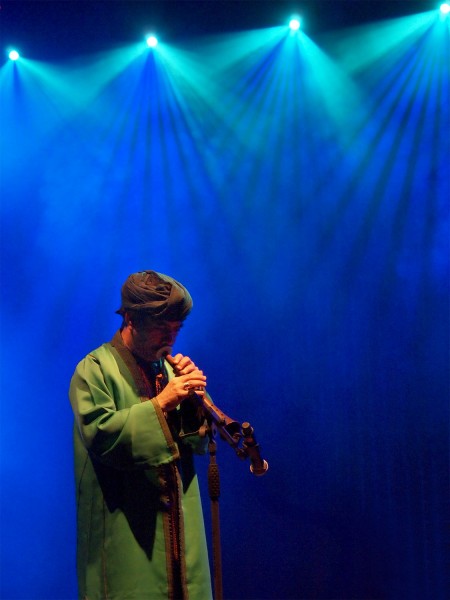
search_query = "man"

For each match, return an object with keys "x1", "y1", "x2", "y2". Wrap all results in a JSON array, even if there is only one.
[{"x1": 69, "y1": 270, "x2": 213, "y2": 600}]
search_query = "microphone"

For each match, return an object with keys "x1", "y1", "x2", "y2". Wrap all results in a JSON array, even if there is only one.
[
  {"x1": 241, "y1": 422, "x2": 269, "y2": 476},
  {"x1": 164, "y1": 353, "x2": 268, "y2": 475}
]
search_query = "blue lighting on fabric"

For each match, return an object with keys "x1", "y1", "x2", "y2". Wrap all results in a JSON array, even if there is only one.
[{"x1": 1, "y1": 6, "x2": 448, "y2": 600}]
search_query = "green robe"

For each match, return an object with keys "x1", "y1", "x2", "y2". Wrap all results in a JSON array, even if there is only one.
[{"x1": 69, "y1": 331, "x2": 212, "y2": 600}]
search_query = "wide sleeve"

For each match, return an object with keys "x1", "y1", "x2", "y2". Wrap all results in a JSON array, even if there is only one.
[{"x1": 69, "y1": 350, "x2": 179, "y2": 469}]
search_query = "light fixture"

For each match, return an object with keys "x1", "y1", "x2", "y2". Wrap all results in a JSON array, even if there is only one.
[
  {"x1": 289, "y1": 17, "x2": 301, "y2": 31},
  {"x1": 9, "y1": 50, "x2": 20, "y2": 61},
  {"x1": 146, "y1": 35, "x2": 158, "y2": 48}
]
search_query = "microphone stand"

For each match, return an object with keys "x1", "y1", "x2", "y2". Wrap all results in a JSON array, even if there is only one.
[
  {"x1": 191, "y1": 392, "x2": 268, "y2": 600},
  {"x1": 166, "y1": 353, "x2": 268, "y2": 598},
  {"x1": 207, "y1": 430, "x2": 223, "y2": 600}
]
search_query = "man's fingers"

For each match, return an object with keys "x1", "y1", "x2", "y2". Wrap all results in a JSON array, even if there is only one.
[{"x1": 167, "y1": 353, "x2": 199, "y2": 375}]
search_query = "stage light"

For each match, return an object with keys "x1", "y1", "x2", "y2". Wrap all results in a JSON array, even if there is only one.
[
  {"x1": 8, "y1": 50, "x2": 20, "y2": 61},
  {"x1": 440, "y1": 3, "x2": 450, "y2": 14},
  {"x1": 289, "y1": 17, "x2": 301, "y2": 31},
  {"x1": 146, "y1": 35, "x2": 158, "y2": 48}
]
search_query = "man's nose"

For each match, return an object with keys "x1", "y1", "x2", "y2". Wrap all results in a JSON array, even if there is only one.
[{"x1": 165, "y1": 331, "x2": 177, "y2": 344}]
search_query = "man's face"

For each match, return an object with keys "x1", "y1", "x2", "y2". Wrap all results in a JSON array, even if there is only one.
[{"x1": 130, "y1": 318, "x2": 183, "y2": 361}]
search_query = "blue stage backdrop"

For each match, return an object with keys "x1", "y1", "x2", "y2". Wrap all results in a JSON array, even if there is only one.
[{"x1": 1, "y1": 2, "x2": 448, "y2": 599}]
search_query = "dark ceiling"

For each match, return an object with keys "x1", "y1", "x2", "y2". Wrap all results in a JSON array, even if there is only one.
[{"x1": 1, "y1": 1, "x2": 433, "y2": 61}]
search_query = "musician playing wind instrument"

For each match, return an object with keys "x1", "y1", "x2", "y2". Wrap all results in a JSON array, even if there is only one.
[{"x1": 69, "y1": 270, "x2": 212, "y2": 600}]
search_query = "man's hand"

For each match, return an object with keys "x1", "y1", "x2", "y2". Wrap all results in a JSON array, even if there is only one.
[{"x1": 156, "y1": 354, "x2": 206, "y2": 412}]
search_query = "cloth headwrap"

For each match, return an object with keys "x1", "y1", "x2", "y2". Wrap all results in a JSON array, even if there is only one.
[{"x1": 116, "y1": 270, "x2": 193, "y2": 321}]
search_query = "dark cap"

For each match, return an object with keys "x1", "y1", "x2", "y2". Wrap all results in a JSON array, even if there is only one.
[{"x1": 116, "y1": 270, "x2": 193, "y2": 321}]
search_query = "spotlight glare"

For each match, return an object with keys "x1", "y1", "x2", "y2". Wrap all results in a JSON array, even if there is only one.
[
  {"x1": 146, "y1": 35, "x2": 158, "y2": 48},
  {"x1": 440, "y1": 3, "x2": 450, "y2": 14},
  {"x1": 289, "y1": 17, "x2": 301, "y2": 31},
  {"x1": 9, "y1": 50, "x2": 20, "y2": 61}
]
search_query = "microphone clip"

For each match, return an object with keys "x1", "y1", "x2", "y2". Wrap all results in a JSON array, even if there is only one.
[{"x1": 194, "y1": 392, "x2": 269, "y2": 476}]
